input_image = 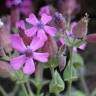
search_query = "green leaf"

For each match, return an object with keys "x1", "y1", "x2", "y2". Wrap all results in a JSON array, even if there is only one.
[
  {"x1": 31, "y1": 79, "x2": 49, "y2": 91},
  {"x1": 73, "y1": 39, "x2": 85, "y2": 47},
  {"x1": 1, "y1": 56, "x2": 10, "y2": 61},
  {"x1": 50, "y1": 70, "x2": 65, "y2": 94},
  {"x1": 63, "y1": 61, "x2": 78, "y2": 81},
  {"x1": 48, "y1": 56, "x2": 59, "y2": 68},
  {"x1": 18, "y1": 90, "x2": 26, "y2": 96},
  {"x1": 91, "y1": 89, "x2": 96, "y2": 96},
  {"x1": 39, "y1": 93, "x2": 44, "y2": 96},
  {"x1": 72, "y1": 53, "x2": 84, "y2": 68},
  {"x1": 65, "y1": 90, "x2": 85, "y2": 96},
  {"x1": 64, "y1": 35, "x2": 72, "y2": 46},
  {"x1": 15, "y1": 71, "x2": 27, "y2": 84},
  {"x1": 16, "y1": 71, "x2": 25, "y2": 80},
  {"x1": 71, "y1": 91, "x2": 85, "y2": 96}
]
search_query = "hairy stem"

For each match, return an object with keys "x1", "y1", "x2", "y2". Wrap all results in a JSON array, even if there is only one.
[
  {"x1": 68, "y1": 47, "x2": 73, "y2": 96},
  {"x1": 80, "y1": 69, "x2": 90, "y2": 96},
  {"x1": 0, "y1": 85, "x2": 7, "y2": 96},
  {"x1": 21, "y1": 84, "x2": 29, "y2": 96},
  {"x1": 26, "y1": 82, "x2": 34, "y2": 96}
]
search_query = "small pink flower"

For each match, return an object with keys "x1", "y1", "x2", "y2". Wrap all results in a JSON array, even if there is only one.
[
  {"x1": 25, "y1": 13, "x2": 57, "y2": 41},
  {"x1": 10, "y1": 34, "x2": 49, "y2": 74}
]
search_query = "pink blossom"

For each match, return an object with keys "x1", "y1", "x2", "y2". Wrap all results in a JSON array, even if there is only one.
[
  {"x1": 25, "y1": 13, "x2": 57, "y2": 41},
  {"x1": 10, "y1": 34, "x2": 49, "y2": 74}
]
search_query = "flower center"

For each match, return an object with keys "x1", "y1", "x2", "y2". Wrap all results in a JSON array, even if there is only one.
[
  {"x1": 25, "y1": 49, "x2": 33, "y2": 57},
  {"x1": 37, "y1": 21, "x2": 44, "y2": 29}
]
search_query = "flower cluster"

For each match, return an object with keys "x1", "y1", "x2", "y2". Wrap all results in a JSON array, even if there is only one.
[
  {"x1": 11, "y1": 13, "x2": 57, "y2": 74},
  {"x1": 2, "y1": 1, "x2": 96, "y2": 96}
]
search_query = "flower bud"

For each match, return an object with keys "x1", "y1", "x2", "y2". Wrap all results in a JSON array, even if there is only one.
[
  {"x1": 43, "y1": 37, "x2": 58, "y2": 58},
  {"x1": 87, "y1": 34, "x2": 96, "y2": 44},
  {"x1": 59, "y1": 55, "x2": 67, "y2": 71},
  {"x1": 0, "y1": 46, "x2": 5, "y2": 56},
  {"x1": 72, "y1": 14, "x2": 89, "y2": 38},
  {"x1": 59, "y1": 0, "x2": 80, "y2": 16},
  {"x1": 0, "y1": 60, "x2": 15, "y2": 78},
  {"x1": 53, "y1": 12, "x2": 66, "y2": 29},
  {"x1": 0, "y1": 16, "x2": 12, "y2": 53},
  {"x1": 11, "y1": 8, "x2": 20, "y2": 26}
]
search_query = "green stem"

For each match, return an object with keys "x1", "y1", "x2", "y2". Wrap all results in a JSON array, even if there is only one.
[
  {"x1": 68, "y1": 81, "x2": 72, "y2": 96},
  {"x1": 9, "y1": 85, "x2": 19, "y2": 96},
  {"x1": 21, "y1": 84, "x2": 29, "y2": 96},
  {"x1": 80, "y1": 69, "x2": 90, "y2": 96},
  {"x1": 68, "y1": 47, "x2": 73, "y2": 96},
  {"x1": 51, "y1": 67, "x2": 54, "y2": 78},
  {"x1": 55, "y1": 92, "x2": 59, "y2": 96},
  {"x1": 67, "y1": 15, "x2": 71, "y2": 31},
  {"x1": 0, "y1": 85, "x2": 7, "y2": 96},
  {"x1": 35, "y1": 64, "x2": 43, "y2": 96},
  {"x1": 36, "y1": 88, "x2": 41, "y2": 96},
  {"x1": 26, "y1": 82, "x2": 34, "y2": 96}
]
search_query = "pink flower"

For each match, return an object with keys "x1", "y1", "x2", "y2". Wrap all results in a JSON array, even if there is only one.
[
  {"x1": 10, "y1": 34, "x2": 49, "y2": 74},
  {"x1": 25, "y1": 13, "x2": 57, "y2": 41}
]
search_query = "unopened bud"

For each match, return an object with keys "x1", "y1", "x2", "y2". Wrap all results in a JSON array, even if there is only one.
[
  {"x1": 54, "y1": 12, "x2": 66, "y2": 29},
  {"x1": 59, "y1": 55, "x2": 67, "y2": 71},
  {"x1": 87, "y1": 33, "x2": 96, "y2": 44},
  {"x1": 72, "y1": 14, "x2": 89, "y2": 38},
  {"x1": 43, "y1": 37, "x2": 58, "y2": 58}
]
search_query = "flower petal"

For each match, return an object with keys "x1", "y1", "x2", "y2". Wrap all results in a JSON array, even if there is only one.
[
  {"x1": 26, "y1": 13, "x2": 39, "y2": 25},
  {"x1": 60, "y1": 37, "x2": 64, "y2": 45},
  {"x1": 33, "y1": 52, "x2": 49, "y2": 63},
  {"x1": 41, "y1": 14, "x2": 52, "y2": 24},
  {"x1": 79, "y1": 44, "x2": 86, "y2": 50},
  {"x1": 23, "y1": 58, "x2": 35, "y2": 74},
  {"x1": 10, "y1": 55, "x2": 26, "y2": 70},
  {"x1": 37, "y1": 29, "x2": 47, "y2": 41},
  {"x1": 39, "y1": 6, "x2": 50, "y2": 16},
  {"x1": 16, "y1": 20, "x2": 26, "y2": 30},
  {"x1": 11, "y1": 34, "x2": 26, "y2": 52},
  {"x1": 25, "y1": 26, "x2": 37, "y2": 37},
  {"x1": 73, "y1": 47, "x2": 77, "y2": 52},
  {"x1": 44, "y1": 26, "x2": 56, "y2": 37},
  {"x1": 29, "y1": 37, "x2": 44, "y2": 51}
]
